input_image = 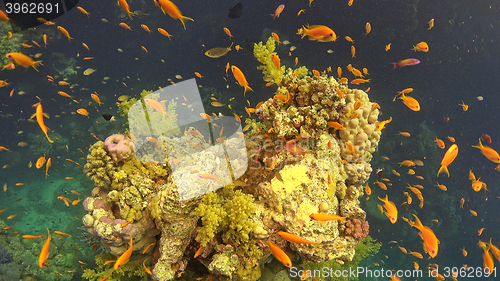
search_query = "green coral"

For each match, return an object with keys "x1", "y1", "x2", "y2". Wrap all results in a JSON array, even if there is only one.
[
  {"x1": 195, "y1": 185, "x2": 257, "y2": 247},
  {"x1": 253, "y1": 37, "x2": 286, "y2": 84},
  {"x1": 84, "y1": 141, "x2": 117, "y2": 187},
  {"x1": 82, "y1": 253, "x2": 149, "y2": 281},
  {"x1": 300, "y1": 236, "x2": 381, "y2": 281},
  {"x1": 119, "y1": 89, "x2": 180, "y2": 137}
]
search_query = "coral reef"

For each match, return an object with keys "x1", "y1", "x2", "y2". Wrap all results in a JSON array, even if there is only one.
[
  {"x1": 0, "y1": 245, "x2": 12, "y2": 264},
  {"x1": 81, "y1": 36, "x2": 384, "y2": 281}
]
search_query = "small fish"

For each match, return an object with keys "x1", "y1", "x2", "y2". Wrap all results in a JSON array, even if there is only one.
[
  {"x1": 77, "y1": 7, "x2": 90, "y2": 16},
  {"x1": 102, "y1": 113, "x2": 116, "y2": 121},
  {"x1": 437, "y1": 144, "x2": 458, "y2": 177},
  {"x1": 54, "y1": 231, "x2": 72, "y2": 237},
  {"x1": 158, "y1": 28, "x2": 173, "y2": 40},
  {"x1": 365, "y1": 22, "x2": 371, "y2": 34},
  {"x1": 411, "y1": 42, "x2": 429, "y2": 52},
  {"x1": 231, "y1": 65, "x2": 253, "y2": 95},
  {"x1": 472, "y1": 138, "x2": 500, "y2": 163},
  {"x1": 76, "y1": 108, "x2": 89, "y2": 117},
  {"x1": 270, "y1": 4, "x2": 285, "y2": 19},
  {"x1": 428, "y1": 19, "x2": 434, "y2": 29},
  {"x1": 114, "y1": 235, "x2": 133, "y2": 269},
  {"x1": 391, "y1": 58, "x2": 420, "y2": 68},
  {"x1": 266, "y1": 238, "x2": 292, "y2": 267},
  {"x1": 57, "y1": 26, "x2": 73, "y2": 41},
  {"x1": 83, "y1": 68, "x2": 96, "y2": 75},
  {"x1": 205, "y1": 43, "x2": 233, "y2": 58},
  {"x1": 38, "y1": 229, "x2": 51, "y2": 268},
  {"x1": 309, "y1": 214, "x2": 346, "y2": 222}
]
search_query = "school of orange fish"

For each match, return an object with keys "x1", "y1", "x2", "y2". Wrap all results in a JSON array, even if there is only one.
[{"x1": 0, "y1": 0, "x2": 499, "y2": 280}]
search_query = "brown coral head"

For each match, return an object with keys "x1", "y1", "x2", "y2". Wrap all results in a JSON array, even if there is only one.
[{"x1": 104, "y1": 134, "x2": 135, "y2": 162}]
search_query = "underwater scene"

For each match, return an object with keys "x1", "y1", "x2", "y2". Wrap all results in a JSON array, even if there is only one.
[{"x1": 0, "y1": 0, "x2": 500, "y2": 280}]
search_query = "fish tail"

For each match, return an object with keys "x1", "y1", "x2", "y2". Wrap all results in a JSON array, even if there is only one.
[
  {"x1": 391, "y1": 62, "x2": 399, "y2": 69},
  {"x1": 437, "y1": 165, "x2": 449, "y2": 177},
  {"x1": 179, "y1": 16, "x2": 194, "y2": 30},
  {"x1": 32, "y1": 61, "x2": 42, "y2": 72},
  {"x1": 244, "y1": 85, "x2": 253, "y2": 94}
]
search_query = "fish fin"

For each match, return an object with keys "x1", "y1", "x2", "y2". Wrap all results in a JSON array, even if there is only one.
[{"x1": 436, "y1": 165, "x2": 449, "y2": 177}]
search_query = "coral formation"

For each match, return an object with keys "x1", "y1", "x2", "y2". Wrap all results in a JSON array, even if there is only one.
[
  {"x1": 103, "y1": 134, "x2": 135, "y2": 162},
  {"x1": 345, "y1": 218, "x2": 370, "y2": 240},
  {"x1": 81, "y1": 36, "x2": 384, "y2": 281}
]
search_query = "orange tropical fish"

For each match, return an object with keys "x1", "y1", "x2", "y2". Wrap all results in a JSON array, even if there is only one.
[
  {"x1": 351, "y1": 45, "x2": 356, "y2": 58},
  {"x1": 376, "y1": 117, "x2": 392, "y2": 131},
  {"x1": 57, "y1": 26, "x2": 73, "y2": 41},
  {"x1": 119, "y1": 22, "x2": 132, "y2": 30},
  {"x1": 309, "y1": 214, "x2": 346, "y2": 222},
  {"x1": 72, "y1": 199, "x2": 82, "y2": 205},
  {"x1": 406, "y1": 214, "x2": 439, "y2": 258},
  {"x1": 482, "y1": 244, "x2": 494, "y2": 273},
  {"x1": 58, "y1": 80, "x2": 70, "y2": 85},
  {"x1": 399, "y1": 132, "x2": 411, "y2": 137},
  {"x1": 23, "y1": 235, "x2": 44, "y2": 239},
  {"x1": 91, "y1": 93, "x2": 102, "y2": 105},
  {"x1": 397, "y1": 93, "x2": 420, "y2": 111},
  {"x1": 385, "y1": 43, "x2": 391, "y2": 51},
  {"x1": 231, "y1": 65, "x2": 253, "y2": 95},
  {"x1": 365, "y1": 22, "x2": 371, "y2": 34},
  {"x1": 158, "y1": 28, "x2": 173, "y2": 40},
  {"x1": 117, "y1": 0, "x2": 136, "y2": 18},
  {"x1": 457, "y1": 101, "x2": 468, "y2": 111},
  {"x1": 198, "y1": 174, "x2": 220, "y2": 183},
  {"x1": 271, "y1": 32, "x2": 280, "y2": 45},
  {"x1": 155, "y1": 0, "x2": 194, "y2": 29},
  {"x1": 471, "y1": 179, "x2": 487, "y2": 192},
  {"x1": 271, "y1": 53, "x2": 281, "y2": 69},
  {"x1": 141, "y1": 24, "x2": 151, "y2": 33},
  {"x1": 142, "y1": 243, "x2": 155, "y2": 254},
  {"x1": 76, "y1": 108, "x2": 89, "y2": 117},
  {"x1": 411, "y1": 42, "x2": 429, "y2": 52},
  {"x1": 434, "y1": 137, "x2": 445, "y2": 149},
  {"x1": 36, "y1": 155, "x2": 46, "y2": 169},
  {"x1": 378, "y1": 195, "x2": 398, "y2": 223},
  {"x1": 437, "y1": 144, "x2": 458, "y2": 177},
  {"x1": 38, "y1": 229, "x2": 51, "y2": 268},
  {"x1": 6, "y1": 53, "x2": 42, "y2": 71},
  {"x1": 435, "y1": 183, "x2": 447, "y2": 191},
  {"x1": 223, "y1": 27, "x2": 233, "y2": 38},
  {"x1": 54, "y1": 231, "x2": 72, "y2": 237},
  {"x1": 298, "y1": 25, "x2": 337, "y2": 42},
  {"x1": 82, "y1": 42, "x2": 90, "y2": 50},
  {"x1": 472, "y1": 138, "x2": 500, "y2": 163},
  {"x1": 145, "y1": 99, "x2": 169, "y2": 119},
  {"x1": 428, "y1": 19, "x2": 434, "y2": 29},
  {"x1": 283, "y1": 143, "x2": 306, "y2": 156},
  {"x1": 114, "y1": 235, "x2": 133, "y2": 269},
  {"x1": 7, "y1": 214, "x2": 16, "y2": 220},
  {"x1": 33, "y1": 103, "x2": 53, "y2": 143},
  {"x1": 143, "y1": 259, "x2": 152, "y2": 275},
  {"x1": 409, "y1": 251, "x2": 423, "y2": 259},
  {"x1": 364, "y1": 184, "x2": 371, "y2": 195},
  {"x1": 327, "y1": 121, "x2": 343, "y2": 129},
  {"x1": 194, "y1": 72, "x2": 203, "y2": 78},
  {"x1": 391, "y1": 58, "x2": 420, "y2": 68},
  {"x1": 77, "y1": 6, "x2": 90, "y2": 16},
  {"x1": 351, "y1": 78, "x2": 371, "y2": 84},
  {"x1": 375, "y1": 180, "x2": 387, "y2": 190},
  {"x1": 270, "y1": 4, "x2": 285, "y2": 19},
  {"x1": 277, "y1": 231, "x2": 318, "y2": 246},
  {"x1": 57, "y1": 91, "x2": 73, "y2": 99},
  {"x1": 45, "y1": 158, "x2": 51, "y2": 178},
  {"x1": 267, "y1": 238, "x2": 291, "y2": 267}
]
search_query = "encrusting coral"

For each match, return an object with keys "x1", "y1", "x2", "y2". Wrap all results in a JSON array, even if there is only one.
[{"x1": 80, "y1": 36, "x2": 384, "y2": 281}]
